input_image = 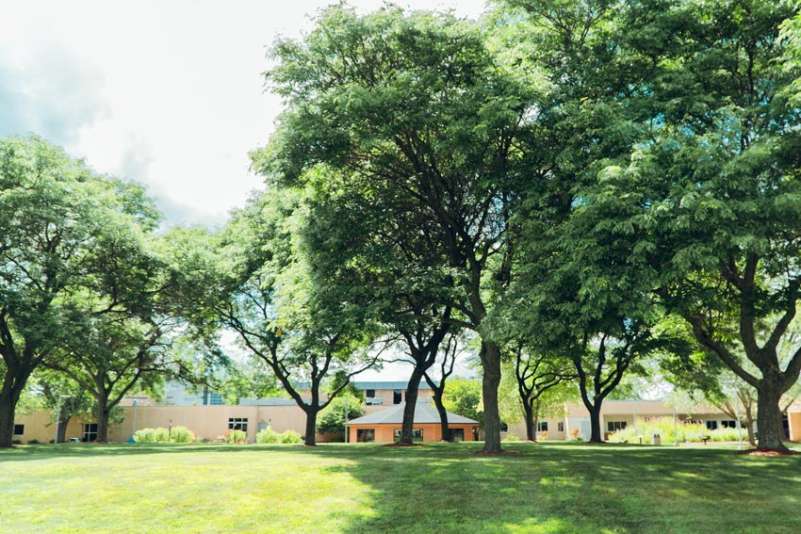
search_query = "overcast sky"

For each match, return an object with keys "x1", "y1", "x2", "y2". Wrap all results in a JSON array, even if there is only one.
[{"x1": 1, "y1": 0, "x2": 487, "y2": 227}]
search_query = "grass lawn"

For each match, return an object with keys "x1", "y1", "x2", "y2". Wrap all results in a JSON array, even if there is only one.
[{"x1": 1, "y1": 442, "x2": 800, "y2": 533}]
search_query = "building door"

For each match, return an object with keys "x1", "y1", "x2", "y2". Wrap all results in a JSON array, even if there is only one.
[{"x1": 451, "y1": 428, "x2": 465, "y2": 442}]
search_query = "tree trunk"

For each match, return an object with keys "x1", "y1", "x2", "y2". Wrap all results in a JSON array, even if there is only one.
[
  {"x1": 755, "y1": 383, "x2": 787, "y2": 451},
  {"x1": 481, "y1": 340, "x2": 503, "y2": 453},
  {"x1": 304, "y1": 408, "x2": 318, "y2": 446},
  {"x1": 399, "y1": 367, "x2": 425, "y2": 445},
  {"x1": 0, "y1": 374, "x2": 24, "y2": 448},
  {"x1": 589, "y1": 405, "x2": 603, "y2": 443},
  {"x1": 56, "y1": 414, "x2": 71, "y2": 444},
  {"x1": 432, "y1": 391, "x2": 450, "y2": 441},
  {"x1": 96, "y1": 408, "x2": 110, "y2": 443},
  {"x1": 524, "y1": 404, "x2": 536, "y2": 442}
]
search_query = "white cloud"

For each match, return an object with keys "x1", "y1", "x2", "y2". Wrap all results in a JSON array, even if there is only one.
[{"x1": 0, "y1": 0, "x2": 488, "y2": 226}]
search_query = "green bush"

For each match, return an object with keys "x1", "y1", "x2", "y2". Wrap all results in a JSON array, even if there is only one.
[
  {"x1": 133, "y1": 426, "x2": 195, "y2": 444},
  {"x1": 279, "y1": 430, "x2": 302, "y2": 444},
  {"x1": 256, "y1": 428, "x2": 302, "y2": 444},
  {"x1": 502, "y1": 433, "x2": 521, "y2": 442},
  {"x1": 227, "y1": 429, "x2": 248, "y2": 444},
  {"x1": 608, "y1": 417, "x2": 747, "y2": 445},
  {"x1": 256, "y1": 428, "x2": 280, "y2": 444},
  {"x1": 169, "y1": 426, "x2": 195, "y2": 444}
]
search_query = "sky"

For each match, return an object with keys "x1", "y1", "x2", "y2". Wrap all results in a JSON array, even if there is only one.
[{"x1": 0, "y1": 0, "x2": 488, "y2": 227}]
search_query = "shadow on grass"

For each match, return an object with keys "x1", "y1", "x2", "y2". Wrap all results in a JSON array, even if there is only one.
[{"x1": 3, "y1": 441, "x2": 801, "y2": 533}]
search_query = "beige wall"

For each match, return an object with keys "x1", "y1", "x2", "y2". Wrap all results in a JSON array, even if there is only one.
[{"x1": 13, "y1": 411, "x2": 85, "y2": 443}]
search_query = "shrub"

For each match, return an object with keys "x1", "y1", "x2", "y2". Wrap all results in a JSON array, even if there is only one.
[
  {"x1": 169, "y1": 426, "x2": 195, "y2": 444},
  {"x1": 279, "y1": 430, "x2": 302, "y2": 444},
  {"x1": 227, "y1": 429, "x2": 247, "y2": 444},
  {"x1": 608, "y1": 417, "x2": 748, "y2": 445},
  {"x1": 257, "y1": 428, "x2": 303, "y2": 444},
  {"x1": 133, "y1": 426, "x2": 195, "y2": 444},
  {"x1": 502, "y1": 433, "x2": 521, "y2": 442},
  {"x1": 256, "y1": 428, "x2": 280, "y2": 444}
]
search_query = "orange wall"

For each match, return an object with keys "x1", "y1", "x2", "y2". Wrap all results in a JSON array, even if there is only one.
[{"x1": 347, "y1": 423, "x2": 478, "y2": 443}]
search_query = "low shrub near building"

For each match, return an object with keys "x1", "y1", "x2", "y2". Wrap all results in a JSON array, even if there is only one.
[
  {"x1": 608, "y1": 417, "x2": 746, "y2": 445},
  {"x1": 133, "y1": 426, "x2": 195, "y2": 444},
  {"x1": 226, "y1": 429, "x2": 248, "y2": 445},
  {"x1": 256, "y1": 428, "x2": 302, "y2": 444}
]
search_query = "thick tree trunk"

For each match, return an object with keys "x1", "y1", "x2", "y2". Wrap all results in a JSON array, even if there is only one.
[
  {"x1": 0, "y1": 392, "x2": 16, "y2": 448},
  {"x1": 0, "y1": 374, "x2": 24, "y2": 448},
  {"x1": 589, "y1": 405, "x2": 603, "y2": 443},
  {"x1": 755, "y1": 384, "x2": 787, "y2": 451},
  {"x1": 96, "y1": 409, "x2": 110, "y2": 443},
  {"x1": 524, "y1": 404, "x2": 536, "y2": 442},
  {"x1": 304, "y1": 408, "x2": 318, "y2": 446},
  {"x1": 481, "y1": 340, "x2": 503, "y2": 453},
  {"x1": 399, "y1": 367, "x2": 425, "y2": 445}
]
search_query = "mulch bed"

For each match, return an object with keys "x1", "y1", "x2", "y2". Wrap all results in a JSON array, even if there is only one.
[{"x1": 736, "y1": 448, "x2": 801, "y2": 457}]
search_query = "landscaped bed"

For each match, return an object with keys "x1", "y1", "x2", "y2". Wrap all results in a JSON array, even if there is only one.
[{"x1": 2, "y1": 442, "x2": 800, "y2": 533}]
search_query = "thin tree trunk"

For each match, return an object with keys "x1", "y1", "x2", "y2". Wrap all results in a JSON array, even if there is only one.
[
  {"x1": 433, "y1": 396, "x2": 450, "y2": 441},
  {"x1": 57, "y1": 414, "x2": 71, "y2": 444},
  {"x1": 756, "y1": 383, "x2": 787, "y2": 451},
  {"x1": 524, "y1": 404, "x2": 535, "y2": 442},
  {"x1": 399, "y1": 367, "x2": 425, "y2": 445},
  {"x1": 304, "y1": 408, "x2": 318, "y2": 446},
  {"x1": 481, "y1": 340, "x2": 503, "y2": 453}
]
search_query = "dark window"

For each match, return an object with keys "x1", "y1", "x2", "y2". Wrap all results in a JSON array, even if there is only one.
[
  {"x1": 537, "y1": 421, "x2": 549, "y2": 432},
  {"x1": 393, "y1": 390, "x2": 402, "y2": 404},
  {"x1": 721, "y1": 420, "x2": 737, "y2": 429},
  {"x1": 607, "y1": 421, "x2": 627, "y2": 432},
  {"x1": 393, "y1": 429, "x2": 424, "y2": 442},
  {"x1": 500, "y1": 422, "x2": 509, "y2": 432},
  {"x1": 557, "y1": 422, "x2": 565, "y2": 432},
  {"x1": 13, "y1": 424, "x2": 24, "y2": 436},
  {"x1": 705, "y1": 420, "x2": 718, "y2": 431},
  {"x1": 451, "y1": 428, "x2": 465, "y2": 442},
  {"x1": 357, "y1": 429, "x2": 375, "y2": 442},
  {"x1": 366, "y1": 389, "x2": 375, "y2": 398},
  {"x1": 208, "y1": 392, "x2": 224, "y2": 405},
  {"x1": 83, "y1": 423, "x2": 98, "y2": 442},
  {"x1": 228, "y1": 418, "x2": 248, "y2": 431}
]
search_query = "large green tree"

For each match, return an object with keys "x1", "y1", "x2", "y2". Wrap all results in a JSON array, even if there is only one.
[
  {"x1": 168, "y1": 189, "x2": 381, "y2": 445},
  {"x1": 561, "y1": 0, "x2": 801, "y2": 451},
  {"x1": 259, "y1": 6, "x2": 535, "y2": 452},
  {"x1": 0, "y1": 137, "x2": 160, "y2": 448}
]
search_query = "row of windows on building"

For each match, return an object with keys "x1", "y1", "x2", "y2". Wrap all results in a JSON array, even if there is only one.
[
  {"x1": 354, "y1": 428, "x2": 469, "y2": 442},
  {"x1": 604, "y1": 419, "x2": 739, "y2": 433},
  {"x1": 364, "y1": 389, "x2": 404, "y2": 405},
  {"x1": 13, "y1": 419, "x2": 250, "y2": 441}
]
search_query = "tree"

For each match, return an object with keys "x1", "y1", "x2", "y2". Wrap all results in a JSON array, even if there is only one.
[
  {"x1": 318, "y1": 391, "x2": 364, "y2": 438},
  {"x1": 566, "y1": 0, "x2": 801, "y2": 450},
  {"x1": 33, "y1": 370, "x2": 93, "y2": 443},
  {"x1": 260, "y1": 6, "x2": 535, "y2": 452},
  {"x1": 443, "y1": 378, "x2": 483, "y2": 425},
  {"x1": 510, "y1": 346, "x2": 573, "y2": 441},
  {"x1": 0, "y1": 136, "x2": 159, "y2": 448},
  {"x1": 168, "y1": 190, "x2": 382, "y2": 446},
  {"x1": 424, "y1": 334, "x2": 460, "y2": 441}
]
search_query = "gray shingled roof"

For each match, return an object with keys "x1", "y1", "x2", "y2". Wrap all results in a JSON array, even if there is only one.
[{"x1": 346, "y1": 401, "x2": 478, "y2": 425}]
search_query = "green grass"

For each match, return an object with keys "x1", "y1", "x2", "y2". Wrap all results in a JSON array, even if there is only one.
[{"x1": 2, "y1": 442, "x2": 800, "y2": 533}]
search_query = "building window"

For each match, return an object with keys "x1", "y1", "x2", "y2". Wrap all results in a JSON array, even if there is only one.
[
  {"x1": 500, "y1": 422, "x2": 509, "y2": 432},
  {"x1": 537, "y1": 421, "x2": 549, "y2": 432},
  {"x1": 83, "y1": 423, "x2": 98, "y2": 442},
  {"x1": 13, "y1": 424, "x2": 24, "y2": 436},
  {"x1": 451, "y1": 428, "x2": 465, "y2": 442},
  {"x1": 393, "y1": 390, "x2": 402, "y2": 404},
  {"x1": 208, "y1": 392, "x2": 224, "y2": 405},
  {"x1": 357, "y1": 429, "x2": 375, "y2": 442},
  {"x1": 721, "y1": 420, "x2": 737, "y2": 429},
  {"x1": 228, "y1": 418, "x2": 249, "y2": 432},
  {"x1": 607, "y1": 421, "x2": 627, "y2": 432},
  {"x1": 366, "y1": 389, "x2": 375, "y2": 398},
  {"x1": 557, "y1": 422, "x2": 565, "y2": 433},
  {"x1": 705, "y1": 420, "x2": 718, "y2": 431},
  {"x1": 393, "y1": 429, "x2": 424, "y2": 442}
]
